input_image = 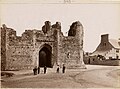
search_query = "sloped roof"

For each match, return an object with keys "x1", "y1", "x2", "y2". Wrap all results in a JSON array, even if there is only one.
[
  {"x1": 90, "y1": 51, "x2": 108, "y2": 56},
  {"x1": 109, "y1": 39, "x2": 120, "y2": 49}
]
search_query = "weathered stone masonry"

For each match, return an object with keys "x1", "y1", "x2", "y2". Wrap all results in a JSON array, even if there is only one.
[{"x1": 1, "y1": 21, "x2": 85, "y2": 70}]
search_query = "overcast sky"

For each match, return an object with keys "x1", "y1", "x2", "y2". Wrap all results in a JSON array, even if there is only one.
[{"x1": 1, "y1": 2, "x2": 120, "y2": 52}]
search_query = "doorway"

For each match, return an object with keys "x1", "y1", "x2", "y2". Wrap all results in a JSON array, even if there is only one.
[{"x1": 39, "y1": 44, "x2": 52, "y2": 67}]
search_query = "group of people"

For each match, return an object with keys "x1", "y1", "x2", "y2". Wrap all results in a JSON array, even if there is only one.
[
  {"x1": 56, "y1": 64, "x2": 66, "y2": 73},
  {"x1": 33, "y1": 66, "x2": 47, "y2": 75},
  {"x1": 33, "y1": 64, "x2": 66, "y2": 75}
]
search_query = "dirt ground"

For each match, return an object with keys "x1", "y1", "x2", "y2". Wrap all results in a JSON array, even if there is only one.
[{"x1": 1, "y1": 65, "x2": 120, "y2": 88}]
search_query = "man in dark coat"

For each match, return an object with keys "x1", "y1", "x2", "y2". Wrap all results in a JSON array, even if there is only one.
[
  {"x1": 56, "y1": 65, "x2": 60, "y2": 73},
  {"x1": 62, "y1": 64, "x2": 66, "y2": 73},
  {"x1": 38, "y1": 66, "x2": 40, "y2": 74},
  {"x1": 44, "y1": 66, "x2": 47, "y2": 74},
  {"x1": 33, "y1": 66, "x2": 37, "y2": 75}
]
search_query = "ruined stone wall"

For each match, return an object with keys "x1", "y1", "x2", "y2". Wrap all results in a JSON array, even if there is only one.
[
  {"x1": 6, "y1": 46, "x2": 34, "y2": 70},
  {"x1": 59, "y1": 37, "x2": 81, "y2": 68},
  {"x1": 1, "y1": 21, "x2": 60, "y2": 70},
  {"x1": 5, "y1": 29, "x2": 35, "y2": 70},
  {"x1": 1, "y1": 25, "x2": 7, "y2": 70},
  {"x1": 1, "y1": 21, "x2": 85, "y2": 70},
  {"x1": 57, "y1": 21, "x2": 84, "y2": 68}
]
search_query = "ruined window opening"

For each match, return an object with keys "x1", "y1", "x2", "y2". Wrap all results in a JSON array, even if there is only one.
[
  {"x1": 103, "y1": 42, "x2": 106, "y2": 46},
  {"x1": 104, "y1": 43, "x2": 106, "y2": 46},
  {"x1": 67, "y1": 52, "x2": 70, "y2": 58}
]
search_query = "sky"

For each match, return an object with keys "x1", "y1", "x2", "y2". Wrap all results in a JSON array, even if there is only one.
[{"x1": 0, "y1": 1, "x2": 120, "y2": 52}]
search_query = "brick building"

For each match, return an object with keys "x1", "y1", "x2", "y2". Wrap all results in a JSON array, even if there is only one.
[{"x1": 1, "y1": 21, "x2": 85, "y2": 70}]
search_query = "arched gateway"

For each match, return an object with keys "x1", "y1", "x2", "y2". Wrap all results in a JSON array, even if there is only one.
[
  {"x1": 1, "y1": 21, "x2": 85, "y2": 71},
  {"x1": 39, "y1": 44, "x2": 52, "y2": 68}
]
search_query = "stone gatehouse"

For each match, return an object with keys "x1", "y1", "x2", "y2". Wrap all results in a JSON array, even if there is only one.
[{"x1": 1, "y1": 21, "x2": 85, "y2": 70}]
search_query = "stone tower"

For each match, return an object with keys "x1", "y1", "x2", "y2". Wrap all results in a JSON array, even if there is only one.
[{"x1": 68, "y1": 21, "x2": 85, "y2": 68}]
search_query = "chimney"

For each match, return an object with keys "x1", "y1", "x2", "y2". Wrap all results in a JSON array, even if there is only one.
[{"x1": 101, "y1": 34, "x2": 109, "y2": 42}]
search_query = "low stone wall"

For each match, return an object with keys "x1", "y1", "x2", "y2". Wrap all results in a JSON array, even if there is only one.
[{"x1": 91, "y1": 59, "x2": 120, "y2": 66}]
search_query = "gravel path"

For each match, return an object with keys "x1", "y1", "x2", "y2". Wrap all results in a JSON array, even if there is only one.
[{"x1": 1, "y1": 65, "x2": 120, "y2": 88}]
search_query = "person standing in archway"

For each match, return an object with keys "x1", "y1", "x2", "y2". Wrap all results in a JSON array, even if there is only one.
[
  {"x1": 38, "y1": 66, "x2": 40, "y2": 74},
  {"x1": 44, "y1": 66, "x2": 47, "y2": 74}
]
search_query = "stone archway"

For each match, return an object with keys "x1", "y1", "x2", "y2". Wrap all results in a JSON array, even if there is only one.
[{"x1": 39, "y1": 44, "x2": 52, "y2": 68}]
